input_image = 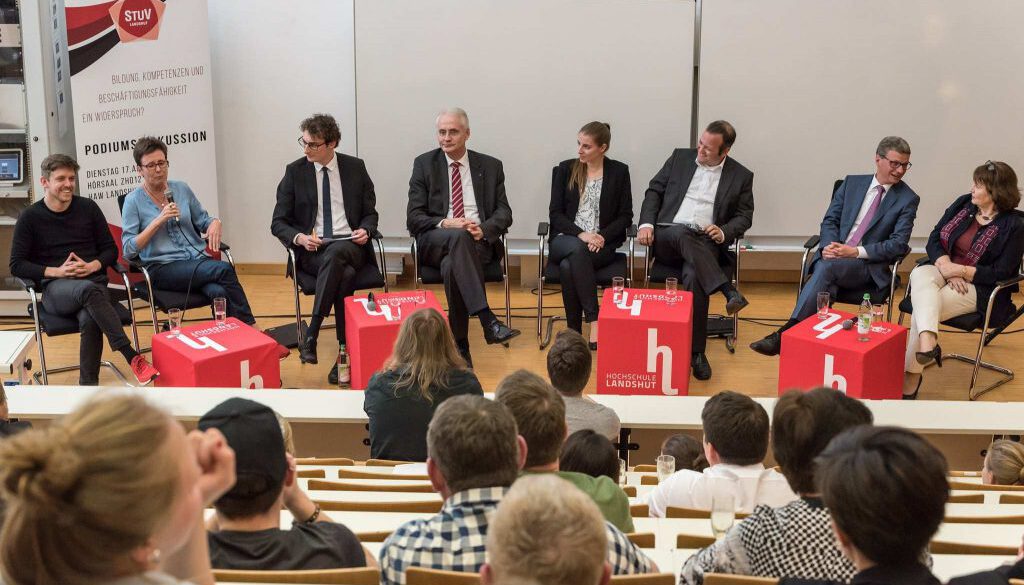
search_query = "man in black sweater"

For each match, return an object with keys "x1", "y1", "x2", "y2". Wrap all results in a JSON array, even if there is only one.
[{"x1": 9, "y1": 154, "x2": 158, "y2": 385}]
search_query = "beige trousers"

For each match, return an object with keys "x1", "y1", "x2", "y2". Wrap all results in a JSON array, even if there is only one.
[{"x1": 904, "y1": 264, "x2": 977, "y2": 373}]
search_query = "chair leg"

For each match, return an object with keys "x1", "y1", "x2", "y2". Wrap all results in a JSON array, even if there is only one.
[{"x1": 503, "y1": 240, "x2": 511, "y2": 325}]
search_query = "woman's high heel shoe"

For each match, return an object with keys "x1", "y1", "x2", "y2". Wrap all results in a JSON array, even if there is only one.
[
  {"x1": 903, "y1": 375, "x2": 923, "y2": 400},
  {"x1": 915, "y1": 344, "x2": 943, "y2": 368}
]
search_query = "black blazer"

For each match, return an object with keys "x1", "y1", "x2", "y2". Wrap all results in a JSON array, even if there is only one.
[
  {"x1": 406, "y1": 148, "x2": 513, "y2": 243},
  {"x1": 639, "y1": 148, "x2": 754, "y2": 246},
  {"x1": 549, "y1": 158, "x2": 633, "y2": 250},
  {"x1": 270, "y1": 152, "x2": 379, "y2": 246},
  {"x1": 925, "y1": 193, "x2": 1024, "y2": 322}
]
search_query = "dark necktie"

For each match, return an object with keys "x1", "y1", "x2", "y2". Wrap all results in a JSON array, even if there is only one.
[
  {"x1": 321, "y1": 166, "x2": 332, "y2": 239},
  {"x1": 450, "y1": 161, "x2": 465, "y2": 218}
]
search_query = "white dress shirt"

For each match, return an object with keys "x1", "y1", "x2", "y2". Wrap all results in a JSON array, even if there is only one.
[
  {"x1": 644, "y1": 462, "x2": 797, "y2": 517},
  {"x1": 444, "y1": 151, "x2": 480, "y2": 224},
  {"x1": 640, "y1": 156, "x2": 725, "y2": 231},
  {"x1": 312, "y1": 153, "x2": 351, "y2": 238},
  {"x1": 845, "y1": 177, "x2": 890, "y2": 259}
]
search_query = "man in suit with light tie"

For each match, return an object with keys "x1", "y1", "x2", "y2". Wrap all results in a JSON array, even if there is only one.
[
  {"x1": 637, "y1": 120, "x2": 753, "y2": 381},
  {"x1": 750, "y1": 136, "x2": 919, "y2": 356},
  {"x1": 407, "y1": 108, "x2": 520, "y2": 367},
  {"x1": 271, "y1": 113, "x2": 380, "y2": 386}
]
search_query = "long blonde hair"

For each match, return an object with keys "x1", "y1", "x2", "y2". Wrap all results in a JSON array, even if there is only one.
[
  {"x1": 568, "y1": 121, "x2": 611, "y2": 195},
  {"x1": 384, "y1": 308, "x2": 467, "y2": 403},
  {"x1": 0, "y1": 393, "x2": 179, "y2": 585}
]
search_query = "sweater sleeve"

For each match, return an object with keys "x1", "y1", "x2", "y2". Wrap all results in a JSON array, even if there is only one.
[{"x1": 8, "y1": 207, "x2": 46, "y2": 283}]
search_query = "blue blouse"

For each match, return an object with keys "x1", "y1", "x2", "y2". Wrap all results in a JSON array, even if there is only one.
[{"x1": 121, "y1": 180, "x2": 216, "y2": 265}]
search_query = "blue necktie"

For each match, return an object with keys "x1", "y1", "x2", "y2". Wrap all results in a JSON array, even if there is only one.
[{"x1": 321, "y1": 166, "x2": 332, "y2": 239}]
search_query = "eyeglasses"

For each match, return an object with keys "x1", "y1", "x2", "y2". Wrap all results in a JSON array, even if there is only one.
[
  {"x1": 297, "y1": 137, "x2": 326, "y2": 151},
  {"x1": 140, "y1": 160, "x2": 169, "y2": 170},
  {"x1": 881, "y1": 156, "x2": 912, "y2": 171}
]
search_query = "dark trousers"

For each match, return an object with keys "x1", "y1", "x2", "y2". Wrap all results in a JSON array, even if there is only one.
[
  {"x1": 792, "y1": 258, "x2": 874, "y2": 320},
  {"x1": 417, "y1": 228, "x2": 494, "y2": 343},
  {"x1": 548, "y1": 234, "x2": 619, "y2": 332},
  {"x1": 42, "y1": 276, "x2": 132, "y2": 385},
  {"x1": 654, "y1": 225, "x2": 730, "y2": 353},
  {"x1": 297, "y1": 240, "x2": 367, "y2": 343},
  {"x1": 147, "y1": 258, "x2": 255, "y2": 325}
]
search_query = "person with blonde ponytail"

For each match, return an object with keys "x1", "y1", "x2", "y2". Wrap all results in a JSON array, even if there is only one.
[
  {"x1": 363, "y1": 308, "x2": 483, "y2": 461},
  {"x1": 548, "y1": 121, "x2": 634, "y2": 347},
  {"x1": 982, "y1": 439, "x2": 1024, "y2": 486},
  {"x1": 0, "y1": 393, "x2": 235, "y2": 585}
]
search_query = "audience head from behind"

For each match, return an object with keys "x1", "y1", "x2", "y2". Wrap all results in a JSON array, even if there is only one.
[
  {"x1": 200, "y1": 397, "x2": 288, "y2": 522},
  {"x1": 427, "y1": 394, "x2": 525, "y2": 499},
  {"x1": 817, "y1": 426, "x2": 948, "y2": 572},
  {"x1": 547, "y1": 329, "x2": 592, "y2": 397},
  {"x1": 660, "y1": 434, "x2": 708, "y2": 472},
  {"x1": 385, "y1": 307, "x2": 468, "y2": 401},
  {"x1": 274, "y1": 410, "x2": 296, "y2": 456},
  {"x1": 0, "y1": 393, "x2": 235, "y2": 585},
  {"x1": 495, "y1": 369, "x2": 566, "y2": 469},
  {"x1": 983, "y1": 439, "x2": 1024, "y2": 486},
  {"x1": 560, "y1": 429, "x2": 620, "y2": 484},
  {"x1": 482, "y1": 474, "x2": 610, "y2": 585},
  {"x1": 772, "y1": 387, "x2": 873, "y2": 495},
  {"x1": 701, "y1": 390, "x2": 770, "y2": 466}
]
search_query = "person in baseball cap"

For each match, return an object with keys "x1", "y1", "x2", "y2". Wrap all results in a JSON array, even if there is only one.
[{"x1": 199, "y1": 397, "x2": 376, "y2": 570}]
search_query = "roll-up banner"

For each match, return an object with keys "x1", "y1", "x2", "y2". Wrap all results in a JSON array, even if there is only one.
[{"x1": 64, "y1": 0, "x2": 218, "y2": 239}]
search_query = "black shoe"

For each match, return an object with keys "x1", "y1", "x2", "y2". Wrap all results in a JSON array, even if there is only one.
[
  {"x1": 903, "y1": 375, "x2": 923, "y2": 400},
  {"x1": 749, "y1": 331, "x2": 782, "y2": 356},
  {"x1": 456, "y1": 341, "x2": 474, "y2": 369},
  {"x1": 915, "y1": 345, "x2": 943, "y2": 368},
  {"x1": 299, "y1": 337, "x2": 318, "y2": 364},
  {"x1": 328, "y1": 362, "x2": 338, "y2": 385},
  {"x1": 692, "y1": 353, "x2": 712, "y2": 381},
  {"x1": 589, "y1": 341, "x2": 598, "y2": 351},
  {"x1": 484, "y1": 320, "x2": 521, "y2": 345},
  {"x1": 724, "y1": 290, "x2": 750, "y2": 316}
]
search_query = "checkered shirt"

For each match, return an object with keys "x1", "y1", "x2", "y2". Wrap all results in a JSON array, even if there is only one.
[
  {"x1": 379, "y1": 486, "x2": 653, "y2": 585},
  {"x1": 679, "y1": 497, "x2": 857, "y2": 585}
]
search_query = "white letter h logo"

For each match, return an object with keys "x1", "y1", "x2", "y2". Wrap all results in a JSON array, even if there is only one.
[{"x1": 646, "y1": 328, "x2": 679, "y2": 396}]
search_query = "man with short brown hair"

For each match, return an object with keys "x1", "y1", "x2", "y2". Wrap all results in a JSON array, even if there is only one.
[{"x1": 547, "y1": 329, "x2": 620, "y2": 440}]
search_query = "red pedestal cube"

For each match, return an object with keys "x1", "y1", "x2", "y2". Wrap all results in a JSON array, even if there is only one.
[
  {"x1": 778, "y1": 310, "x2": 908, "y2": 399},
  {"x1": 152, "y1": 318, "x2": 281, "y2": 388},
  {"x1": 596, "y1": 287, "x2": 693, "y2": 396},
  {"x1": 344, "y1": 291, "x2": 446, "y2": 390}
]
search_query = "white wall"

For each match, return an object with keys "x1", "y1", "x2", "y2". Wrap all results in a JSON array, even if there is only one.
[{"x1": 208, "y1": 0, "x2": 356, "y2": 264}]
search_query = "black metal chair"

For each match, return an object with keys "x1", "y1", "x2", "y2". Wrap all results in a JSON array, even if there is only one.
[
  {"x1": 278, "y1": 233, "x2": 389, "y2": 348},
  {"x1": 410, "y1": 234, "x2": 512, "y2": 326},
  {"x1": 535, "y1": 222, "x2": 636, "y2": 349},
  {"x1": 16, "y1": 268, "x2": 141, "y2": 385},
  {"x1": 116, "y1": 194, "x2": 238, "y2": 334},
  {"x1": 897, "y1": 254, "x2": 1024, "y2": 400},
  {"x1": 797, "y1": 179, "x2": 906, "y2": 322},
  {"x1": 641, "y1": 238, "x2": 744, "y2": 353}
]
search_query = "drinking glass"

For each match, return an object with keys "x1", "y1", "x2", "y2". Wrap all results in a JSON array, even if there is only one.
[
  {"x1": 387, "y1": 297, "x2": 402, "y2": 320},
  {"x1": 711, "y1": 492, "x2": 736, "y2": 539},
  {"x1": 167, "y1": 308, "x2": 182, "y2": 334},
  {"x1": 816, "y1": 292, "x2": 830, "y2": 319},
  {"x1": 872, "y1": 303, "x2": 885, "y2": 324},
  {"x1": 414, "y1": 289, "x2": 427, "y2": 304},
  {"x1": 618, "y1": 459, "x2": 627, "y2": 487},
  {"x1": 655, "y1": 454, "x2": 675, "y2": 482},
  {"x1": 665, "y1": 277, "x2": 678, "y2": 304},
  {"x1": 212, "y1": 297, "x2": 227, "y2": 324},
  {"x1": 612, "y1": 276, "x2": 625, "y2": 302}
]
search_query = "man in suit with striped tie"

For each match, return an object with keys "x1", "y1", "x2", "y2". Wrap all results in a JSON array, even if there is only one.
[
  {"x1": 406, "y1": 108, "x2": 520, "y2": 367},
  {"x1": 750, "y1": 136, "x2": 920, "y2": 356}
]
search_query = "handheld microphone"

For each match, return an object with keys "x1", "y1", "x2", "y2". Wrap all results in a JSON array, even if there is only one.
[
  {"x1": 841, "y1": 318, "x2": 855, "y2": 330},
  {"x1": 165, "y1": 190, "x2": 179, "y2": 223}
]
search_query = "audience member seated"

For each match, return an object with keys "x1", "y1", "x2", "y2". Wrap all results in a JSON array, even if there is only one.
[
  {"x1": 646, "y1": 391, "x2": 796, "y2": 516},
  {"x1": 560, "y1": 429, "x2": 621, "y2": 484},
  {"x1": 274, "y1": 410, "x2": 296, "y2": 455},
  {"x1": 0, "y1": 393, "x2": 235, "y2": 585},
  {"x1": 982, "y1": 439, "x2": 1024, "y2": 486},
  {"x1": 946, "y1": 543, "x2": 1024, "y2": 584},
  {"x1": 481, "y1": 474, "x2": 612, "y2": 585},
  {"x1": 680, "y1": 387, "x2": 873, "y2": 584},
  {"x1": 780, "y1": 426, "x2": 948, "y2": 585},
  {"x1": 547, "y1": 329, "x2": 620, "y2": 440},
  {"x1": 364, "y1": 308, "x2": 483, "y2": 461},
  {"x1": 496, "y1": 369, "x2": 635, "y2": 533},
  {"x1": 380, "y1": 395, "x2": 653, "y2": 585},
  {"x1": 902, "y1": 161, "x2": 1023, "y2": 398},
  {"x1": 200, "y1": 397, "x2": 374, "y2": 570},
  {"x1": 660, "y1": 433, "x2": 708, "y2": 472},
  {"x1": 0, "y1": 386, "x2": 31, "y2": 438}
]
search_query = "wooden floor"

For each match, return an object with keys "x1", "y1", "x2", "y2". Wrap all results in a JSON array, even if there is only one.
[{"x1": 7, "y1": 275, "x2": 1024, "y2": 402}]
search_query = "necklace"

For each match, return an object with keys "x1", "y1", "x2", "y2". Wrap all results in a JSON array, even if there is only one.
[
  {"x1": 979, "y1": 209, "x2": 997, "y2": 221},
  {"x1": 143, "y1": 184, "x2": 167, "y2": 207}
]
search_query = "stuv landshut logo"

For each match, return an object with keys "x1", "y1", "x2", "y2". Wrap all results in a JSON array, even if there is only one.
[{"x1": 109, "y1": 0, "x2": 165, "y2": 43}]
